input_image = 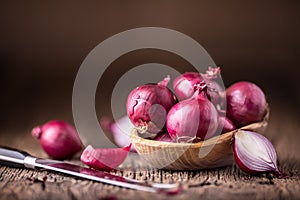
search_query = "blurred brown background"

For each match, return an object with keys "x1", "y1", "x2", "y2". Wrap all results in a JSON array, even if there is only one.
[{"x1": 0, "y1": 1, "x2": 299, "y2": 162}]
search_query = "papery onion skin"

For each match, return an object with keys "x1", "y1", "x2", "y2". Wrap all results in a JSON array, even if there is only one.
[
  {"x1": 126, "y1": 76, "x2": 177, "y2": 136},
  {"x1": 233, "y1": 130, "x2": 282, "y2": 177},
  {"x1": 173, "y1": 67, "x2": 225, "y2": 110},
  {"x1": 80, "y1": 144, "x2": 131, "y2": 171},
  {"x1": 201, "y1": 67, "x2": 226, "y2": 108},
  {"x1": 226, "y1": 81, "x2": 267, "y2": 127},
  {"x1": 173, "y1": 72, "x2": 203, "y2": 101},
  {"x1": 166, "y1": 84, "x2": 219, "y2": 140},
  {"x1": 32, "y1": 120, "x2": 83, "y2": 160}
]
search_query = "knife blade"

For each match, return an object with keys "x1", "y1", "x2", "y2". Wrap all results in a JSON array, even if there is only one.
[{"x1": 0, "y1": 146, "x2": 182, "y2": 194}]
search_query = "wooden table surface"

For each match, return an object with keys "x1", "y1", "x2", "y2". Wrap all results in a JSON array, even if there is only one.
[
  {"x1": 0, "y1": 107, "x2": 299, "y2": 200},
  {"x1": 0, "y1": 155, "x2": 299, "y2": 200}
]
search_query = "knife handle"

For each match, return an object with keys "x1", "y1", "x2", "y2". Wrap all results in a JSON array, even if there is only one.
[{"x1": 0, "y1": 146, "x2": 31, "y2": 168}]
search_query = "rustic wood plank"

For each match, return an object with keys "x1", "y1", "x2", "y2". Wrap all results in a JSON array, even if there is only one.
[{"x1": 0, "y1": 155, "x2": 299, "y2": 200}]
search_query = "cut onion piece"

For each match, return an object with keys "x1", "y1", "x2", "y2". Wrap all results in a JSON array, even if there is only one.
[
  {"x1": 100, "y1": 116, "x2": 135, "y2": 152},
  {"x1": 233, "y1": 130, "x2": 284, "y2": 177},
  {"x1": 80, "y1": 143, "x2": 131, "y2": 171}
]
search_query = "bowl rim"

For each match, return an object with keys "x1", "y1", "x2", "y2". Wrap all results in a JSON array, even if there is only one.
[
  {"x1": 131, "y1": 128, "x2": 234, "y2": 148},
  {"x1": 130, "y1": 117, "x2": 268, "y2": 149}
]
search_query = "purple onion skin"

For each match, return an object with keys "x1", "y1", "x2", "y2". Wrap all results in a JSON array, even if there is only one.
[
  {"x1": 153, "y1": 132, "x2": 174, "y2": 142},
  {"x1": 126, "y1": 82, "x2": 177, "y2": 134},
  {"x1": 32, "y1": 120, "x2": 83, "y2": 160},
  {"x1": 80, "y1": 144, "x2": 131, "y2": 171},
  {"x1": 218, "y1": 116, "x2": 236, "y2": 134},
  {"x1": 166, "y1": 90, "x2": 219, "y2": 140},
  {"x1": 226, "y1": 81, "x2": 267, "y2": 127},
  {"x1": 203, "y1": 76, "x2": 224, "y2": 108},
  {"x1": 173, "y1": 69, "x2": 225, "y2": 107},
  {"x1": 173, "y1": 72, "x2": 203, "y2": 101}
]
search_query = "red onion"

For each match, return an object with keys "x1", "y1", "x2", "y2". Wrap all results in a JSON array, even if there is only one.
[
  {"x1": 154, "y1": 132, "x2": 202, "y2": 143},
  {"x1": 100, "y1": 116, "x2": 135, "y2": 152},
  {"x1": 233, "y1": 130, "x2": 284, "y2": 178},
  {"x1": 80, "y1": 143, "x2": 131, "y2": 171},
  {"x1": 218, "y1": 115, "x2": 236, "y2": 134},
  {"x1": 202, "y1": 67, "x2": 225, "y2": 108},
  {"x1": 226, "y1": 81, "x2": 267, "y2": 127},
  {"x1": 32, "y1": 120, "x2": 83, "y2": 160},
  {"x1": 173, "y1": 72, "x2": 202, "y2": 101},
  {"x1": 153, "y1": 132, "x2": 174, "y2": 142},
  {"x1": 126, "y1": 76, "x2": 177, "y2": 138},
  {"x1": 166, "y1": 83, "x2": 219, "y2": 141},
  {"x1": 173, "y1": 67, "x2": 225, "y2": 108}
]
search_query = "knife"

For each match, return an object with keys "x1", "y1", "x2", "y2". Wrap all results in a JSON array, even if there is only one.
[{"x1": 0, "y1": 146, "x2": 182, "y2": 194}]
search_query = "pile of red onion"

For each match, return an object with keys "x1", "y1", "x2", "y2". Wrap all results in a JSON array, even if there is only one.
[
  {"x1": 125, "y1": 67, "x2": 283, "y2": 177},
  {"x1": 32, "y1": 66, "x2": 283, "y2": 177},
  {"x1": 126, "y1": 67, "x2": 267, "y2": 142}
]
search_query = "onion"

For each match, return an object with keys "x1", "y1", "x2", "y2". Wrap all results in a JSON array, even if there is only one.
[
  {"x1": 126, "y1": 75, "x2": 177, "y2": 138},
  {"x1": 233, "y1": 130, "x2": 284, "y2": 178},
  {"x1": 166, "y1": 82, "x2": 219, "y2": 141},
  {"x1": 80, "y1": 144, "x2": 131, "y2": 171},
  {"x1": 153, "y1": 132, "x2": 174, "y2": 142},
  {"x1": 32, "y1": 120, "x2": 83, "y2": 160},
  {"x1": 173, "y1": 72, "x2": 202, "y2": 101},
  {"x1": 202, "y1": 67, "x2": 225, "y2": 108},
  {"x1": 218, "y1": 115, "x2": 236, "y2": 134},
  {"x1": 226, "y1": 81, "x2": 267, "y2": 127},
  {"x1": 173, "y1": 67, "x2": 225, "y2": 108},
  {"x1": 100, "y1": 116, "x2": 135, "y2": 152}
]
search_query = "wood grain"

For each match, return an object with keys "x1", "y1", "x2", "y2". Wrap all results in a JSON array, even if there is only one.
[{"x1": 0, "y1": 156, "x2": 299, "y2": 200}]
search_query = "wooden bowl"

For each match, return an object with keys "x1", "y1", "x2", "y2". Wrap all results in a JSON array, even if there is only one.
[{"x1": 130, "y1": 111, "x2": 269, "y2": 170}]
